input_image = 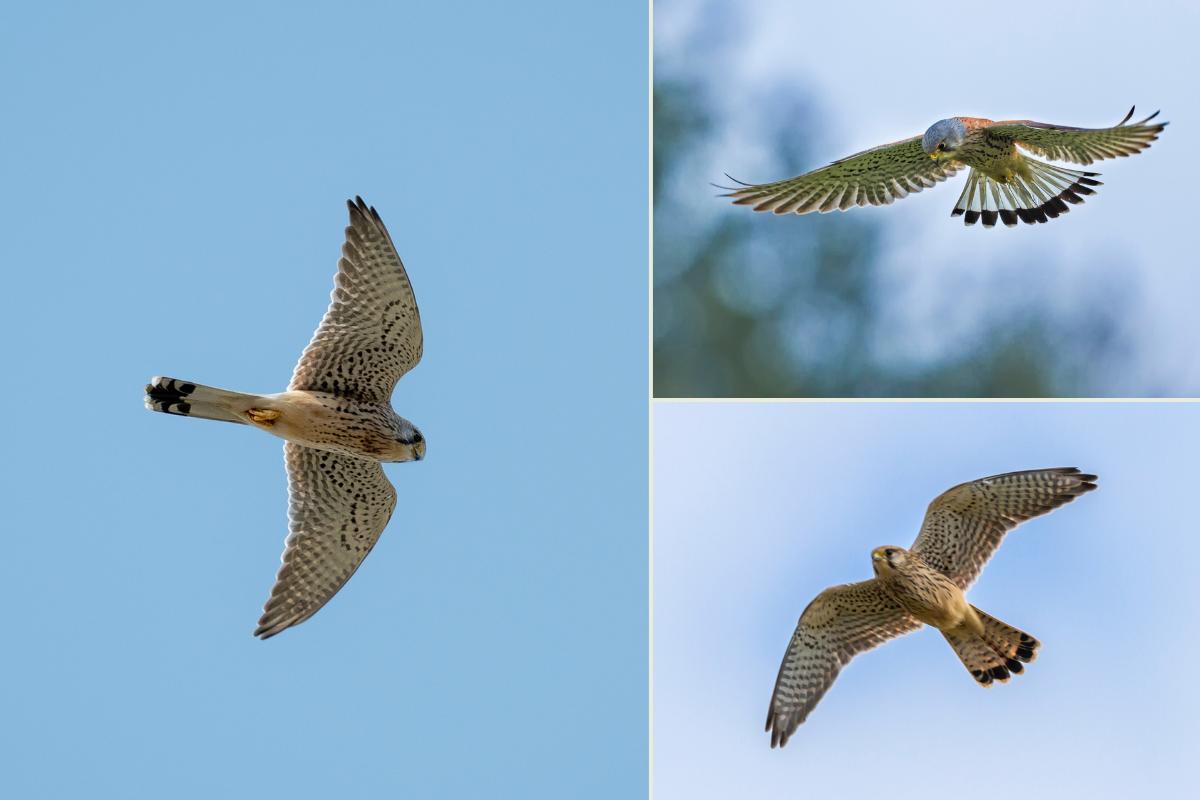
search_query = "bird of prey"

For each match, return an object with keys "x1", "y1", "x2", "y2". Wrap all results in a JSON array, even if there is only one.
[
  {"x1": 145, "y1": 197, "x2": 425, "y2": 638},
  {"x1": 767, "y1": 468, "x2": 1097, "y2": 748},
  {"x1": 724, "y1": 107, "x2": 1166, "y2": 227}
]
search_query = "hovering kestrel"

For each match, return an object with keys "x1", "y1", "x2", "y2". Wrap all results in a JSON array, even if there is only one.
[
  {"x1": 767, "y1": 468, "x2": 1097, "y2": 748},
  {"x1": 145, "y1": 197, "x2": 425, "y2": 638},
  {"x1": 725, "y1": 107, "x2": 1166, "y2": 227}
]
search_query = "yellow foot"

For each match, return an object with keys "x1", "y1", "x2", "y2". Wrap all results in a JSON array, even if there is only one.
[{"x1": 246, "y1": 407, "x2": 281, "y2": 426}]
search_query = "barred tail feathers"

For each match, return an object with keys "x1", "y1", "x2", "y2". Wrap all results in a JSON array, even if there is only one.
[
  {"x1": 144, "y1": 376, "x2": 257, "y2": 424},
  {"x1": 975, "y1": 606, "x2": 1040, "y2": 666},
  {"x1": 943, "y1": 608, "x2": 1040, "y2": 687},
  {"x1": 952, "y1": 158, "x2": 1102, "y2": 227}
]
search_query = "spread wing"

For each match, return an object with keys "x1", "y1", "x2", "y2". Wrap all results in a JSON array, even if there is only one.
[
  {"x1": 289, "y1": 197, "x2": 423, "y2": 404},
  {"x1": 255, "y1": 443, "x2": 398, "y2": 638},
  {"x1": 766, "y1": 579, "x2": 920, "y2": 748},
  {"x1": 985, "y1": 107, "x2": 1166, "y2": 166},
  {"x1": 911, "y1": 468, "x2": 1097, "y2": 590},
  {"x1": 723, "y1": 135, "x2": 961, "y2": 215}
]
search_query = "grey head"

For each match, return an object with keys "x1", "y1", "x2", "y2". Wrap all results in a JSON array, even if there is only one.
[
  {"x1": 921, "y1": 118, "x2": 967, "y2": 157},
  {"x1": 389, "y1": 414, "x2": 426, "y2": 462}
]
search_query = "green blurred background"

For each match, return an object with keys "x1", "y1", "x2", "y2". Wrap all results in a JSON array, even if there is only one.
[{"x1": 654, "y1": 1, "x2": 1192, "y2": 397}]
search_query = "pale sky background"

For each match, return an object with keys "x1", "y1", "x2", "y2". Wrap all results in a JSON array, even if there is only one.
[
  {"x1": 656, "y1": 0, "x2": 1200, "y2": 393},
  {"x1": 0, "y1": 2, "x2": 646, "y2": 797},
  {"x1": 654, "y1": 402, "x2": 1200, "y2": 798}
]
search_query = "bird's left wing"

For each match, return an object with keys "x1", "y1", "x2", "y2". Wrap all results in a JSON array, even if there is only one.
[
  {"x1": 724, "y1": 135, "x2": 961, "y2": 215},
  {"x1": 255, "y1": 443, "x2": 398, "y2": 638},
  {"x1": 767, "y1": 579, "x2": 920, "y2": 748},
  {"x1": 911, "y1": 468, "x2": 1097, "y2": 590},
  {"x1": 985, "y1": 107, "x2": 1166, "y2": 166},
  {"x1": 289, "y1": 197, "x2": 422, "y2": 405}
]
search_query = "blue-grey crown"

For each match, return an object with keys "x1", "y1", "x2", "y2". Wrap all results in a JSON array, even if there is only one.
[{"x1": 921, "y1": 118, "x2": 966, "y2": 153}]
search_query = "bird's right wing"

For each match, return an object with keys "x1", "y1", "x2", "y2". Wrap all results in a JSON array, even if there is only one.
[
  {"x1": 723, "y1": 135, "x2": 961, "y2": 215},
  {"x1": 767, "y1": 579, "x2": 920, "y2": 748},
  {"x1": 255, "y1": 443, "x2": 398, "y2": 638},
  {"x1": 911, "y1": 468, "x2": 1098, "y2": 590}
]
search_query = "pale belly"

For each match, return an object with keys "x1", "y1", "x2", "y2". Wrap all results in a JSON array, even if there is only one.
[
  {"x1": 907, "y1": 592, "x2": 972, "y2": 630},
  {"x1": 243, "y1": 391, "x2": 396, "y2": 459}
]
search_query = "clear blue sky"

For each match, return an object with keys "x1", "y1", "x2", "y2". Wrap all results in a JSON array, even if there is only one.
[
  {"x1": 657, "y1": 0, "x2": 1200, "y2": 394},
  {"x1": 0, "y1": 2, "x2": 646, "y2": 797},
  {"x1": 654, "y1": 402, "x2": 1199, "y2": 797}
]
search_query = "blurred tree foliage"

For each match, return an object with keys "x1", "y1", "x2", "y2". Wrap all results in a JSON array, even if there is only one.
[{"x1": 653, "y1": 76, "x2": 1129, "y2": 397}]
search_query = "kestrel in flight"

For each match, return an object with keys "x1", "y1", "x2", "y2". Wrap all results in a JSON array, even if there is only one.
[
  {"x1": 767, "y1": 468, "x2": 1097, "y2": 748},
  {"x1": 725, "y1": 107, "x2": 1166, "y2": 227},
  {"x1": 145, "y1": 197, "x2": 425, "y2": 638}
]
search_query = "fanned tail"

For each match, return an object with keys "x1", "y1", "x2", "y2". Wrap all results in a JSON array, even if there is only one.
[
  {"x1": 951, "y1": 158, "x2": 1102, "y2": 227},
  {"x1": 943, "y1": 608, "x2": 1040, "y2": 686}
]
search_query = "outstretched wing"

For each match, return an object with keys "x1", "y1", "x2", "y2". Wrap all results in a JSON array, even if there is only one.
[
  {"x1": 985, "y1": 107, "x2": 1166, "y2": 166},
  {"x1": 767, "y1": 579, "x2": 920, "y2": 748},
  {"x1": 290, "y1": 197, "x2": 423, "y2": 404},
  {"x1": 255, "y1": 443, "x2": 398, "y2": 638},
  {"x1": 724, "y1": 135, "x2": 961, "y2": 215},
  {"x1": 911, "y1": 468, "x2": 1098, "y2": 590}
]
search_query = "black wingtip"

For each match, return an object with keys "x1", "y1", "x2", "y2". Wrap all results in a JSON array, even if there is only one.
[
  {"x1": 1052, "y1": 467, "x2": 1098, "y2": 492},
  {"x1": 346, "y1": 196, "x2": 388, "y2": 231},
  {"x1": 254, "y1": 622, "x2": 281, "y2": 640},
  {"x1": 710, "y1": 181, "x2": 739, "y2": 195}
]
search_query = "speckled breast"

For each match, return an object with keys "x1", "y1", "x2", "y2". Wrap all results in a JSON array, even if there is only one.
[
  {"x1": 267, "y1": 391, "x2": 401, "y2": 460},
  {"x1": 880, "y1": 558, "x2": 968, "y2": 629}
]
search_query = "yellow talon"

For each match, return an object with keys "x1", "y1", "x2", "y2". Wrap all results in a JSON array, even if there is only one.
[{"x1": 247, "y1": 408, "x2": 281, "y2": 426}]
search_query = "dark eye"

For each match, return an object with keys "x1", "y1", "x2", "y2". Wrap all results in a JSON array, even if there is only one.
[
  {"x1": 885, "y1": 549, "x2": 895, "y2": 557},
  {"x1": 937, "y1": 143, "x2": 945, "y2": 151}
]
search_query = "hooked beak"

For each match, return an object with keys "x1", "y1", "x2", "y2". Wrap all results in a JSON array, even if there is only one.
[{"x1": 412, "y1": 439, "x2": 426, "y2": 461}]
